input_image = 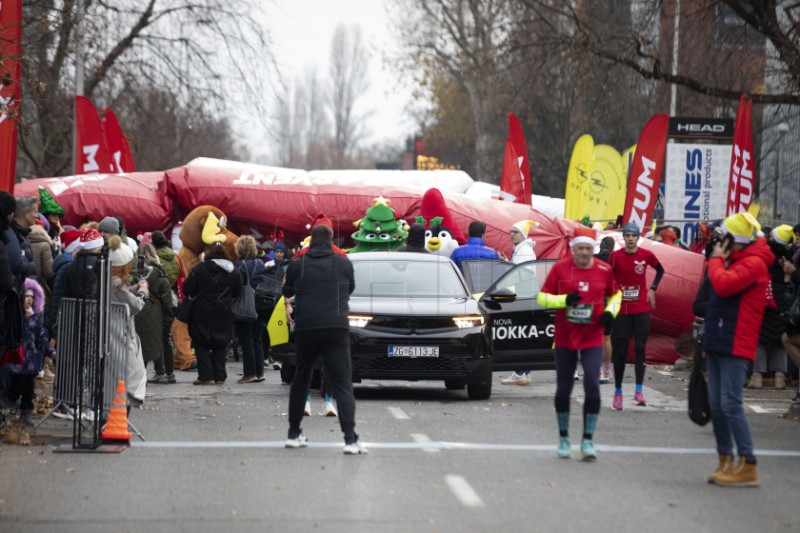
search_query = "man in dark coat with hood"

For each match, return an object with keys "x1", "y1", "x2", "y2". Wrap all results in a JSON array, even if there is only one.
[
  {"x1": 282, "y1": 224, "x2": 366, "y2": 454},
  {"x1": 396, "y1": 223, "x2": 429, "y2": 254}
]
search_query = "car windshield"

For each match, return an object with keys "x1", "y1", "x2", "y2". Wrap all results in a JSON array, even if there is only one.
[
  {"x1": 352, "y1": 259, "x2": 467, "y2": 298},
  {"x1": 486, "y1": 262, "x2": 544, "y2": 299}
]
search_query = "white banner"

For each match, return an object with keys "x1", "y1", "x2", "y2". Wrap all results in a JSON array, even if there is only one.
[{"x1": 664, "y1": 143, "x2": 732, "y2": 244}]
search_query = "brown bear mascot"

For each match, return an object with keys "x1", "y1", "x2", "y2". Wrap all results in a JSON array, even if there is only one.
[{"x1": 172, "y1": 206, "x2": 239, "y2": 371}]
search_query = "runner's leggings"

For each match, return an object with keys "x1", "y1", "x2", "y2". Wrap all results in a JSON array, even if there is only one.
[
  {"x1": 554, "y1": 346, "x2": 602, "y2": 437},
  {"x1": 612, "y1": 312, "x2": 650, "y2": 389}
]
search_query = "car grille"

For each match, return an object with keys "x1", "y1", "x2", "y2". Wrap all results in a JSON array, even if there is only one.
[
  {"x1": 354, "y1": 356, "x2": 474, "y2": 373},
  {"x1": 368, "y1": 315, "x2": 455, "y2": 332}
]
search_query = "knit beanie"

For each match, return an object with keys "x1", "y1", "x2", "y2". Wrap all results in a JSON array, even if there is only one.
[
  {"x1": 107, "y1": 235, "x2": 133, "y2": 266},
  {"x1": 621, "y1": 222, "x2": 641, "y2": 236},
  {"x1": 98, "y1": 216, "x2": 120, "y2": 235},
  {"x1": 38, "y1": 186, "x2": 65, "y2": 217},
  {"x1": 273, "y1": 241, "x2": 287, "y2": 253}
]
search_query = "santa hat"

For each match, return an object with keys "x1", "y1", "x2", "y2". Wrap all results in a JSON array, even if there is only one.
[
  {"x1": 570, "y1": 225, "x2": 597, "y2": 248},
  {"x1": 61, "y1": 229, "x2": 81, "y2": 254},
  {"x1": 306, "y1": 214, "x2": 333, "y2": 231},
  {"x1": 721, "y1": 212, "x2": 760, "y2": 244},
  {"x1": 80, "y1": 228, "x2": 104, "y2": 250},
  {"x1": 419, "y1": 188, "x2": 466, "y2": 244},
  {"x1": 512, "y1": 220, "x2": 538, "y2": 238},
  {"x1": 107, "y1": 235, "x2": 133, "y2": 266},
  {"x1": 771, "y1": 224, "x2": 795, "y2": 245},
  {"x1": 137, "y1": 231, "x2": 152, "y2": 246}
]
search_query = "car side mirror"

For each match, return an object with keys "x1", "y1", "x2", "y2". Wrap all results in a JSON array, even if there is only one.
[{"x1": 489, "y1": 287, "x2": 516, "y2": 303}]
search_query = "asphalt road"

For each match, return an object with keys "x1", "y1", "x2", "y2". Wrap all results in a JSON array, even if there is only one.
[{"x1": 1, "y1": 361, "x2": 798, "y2": 533}]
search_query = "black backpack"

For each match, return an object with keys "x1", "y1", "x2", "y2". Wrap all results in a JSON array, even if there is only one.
[{"x1": 255, "y1": 262, "x2": 286, "y2": 311}]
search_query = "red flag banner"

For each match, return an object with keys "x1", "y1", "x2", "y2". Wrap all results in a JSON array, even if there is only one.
[
  {"x1": 0, "y1": 0, "x2": 22, "y2": 193},
  {"x1": 103, "y1": 108, "x2": 136, "y2": 173},
  {"x1": 621, "y1": 114, "x2": 669, "y2": 232},
  {"x1": 75, "y1": 96, "x2": 112, "y2": 174},
  {"x1": 726, "y1": 94, "x2": 754, "y2": 215},
  {"x1": 499, "y1": 113, "x2": 531, "y2": 205}
]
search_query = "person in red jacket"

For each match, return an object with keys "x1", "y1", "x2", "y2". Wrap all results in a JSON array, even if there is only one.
[{"x1": 703, "y1": 212, "x2": 773, "y2": 487}]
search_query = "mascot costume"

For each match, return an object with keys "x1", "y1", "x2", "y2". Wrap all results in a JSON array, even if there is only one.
[
  {"x1": 418, "y1": 188, "x2": 465, "y2": 256},
  {"x1": 172, "y1": 206, "x2": 239, "y2": 371},
  {"x1": 349, "y1": 196, "x2": 408, "y2": 253}
]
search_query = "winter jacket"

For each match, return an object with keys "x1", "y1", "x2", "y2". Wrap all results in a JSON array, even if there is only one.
[
  {"x1": 10, "y1": 312, "x2": 54, "y2": 376},
  {"x1": 155, "y1": 245, "x2": 180, "y2": 289},
  {"x1": 133, "y1": 265, "x2": 173, "y2": 363},
  {"x1": 49, "y1": 253, "x2": 74, "y2": 338},
  {"x1": 450, "y1": 237, "x2": 500, "y2": 271},
  {"x1": 692, "y1": 272, "x2": 711, "y2": 318},
  {"x1": 4, "y1": 226, "x2": 35, "y2": 287},
  {"x1": 109, "y1": 279, "x2": 147, "y2": 403},
  {"x1": 183, "y1": 259, "x2": 242, "y2": 350},
  {"x1": 236, "y1": 256, "x2": 266, "y2": 289},
  {"x1": 511, "y1": 239, "x2": 536, "y2": 264},
  {"x1": 759, "y1": 240, "x2": 793, "y2": 346},
  {"x1": 0, "y1": 240, "x2": 13, "y2": 298},
  {"x1": 28, "y1": 224, "x2": 55, "y2": 281},
  {"x1": 283, "y1": 240, "x2": 354, "y2": 332},
  {"x1": 703, "y1": 238, "x2": 774, "y2": 361}
]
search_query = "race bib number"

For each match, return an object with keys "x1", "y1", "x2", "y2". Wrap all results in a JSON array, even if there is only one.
[
  {"x1": 622, "y1": 285, "x2": 640, "y2": 301},
  {"x1": 567, "y1": 303, "x2": 593, "y2": 324}
]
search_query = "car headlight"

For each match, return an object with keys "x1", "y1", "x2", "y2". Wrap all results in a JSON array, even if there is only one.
[
  {"x1": 452, "y1": 315, "x2": 484, "y2": 329},
  {"x1": 348, "y1": 315, "x2": 373, "y2": 328}
]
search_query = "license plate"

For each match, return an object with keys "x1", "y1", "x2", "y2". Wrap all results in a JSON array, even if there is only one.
[{"x1": 388, "y1": 345, "x2": 439, "y2": 358}]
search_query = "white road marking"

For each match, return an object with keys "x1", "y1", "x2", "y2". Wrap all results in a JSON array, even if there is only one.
[
  {"x1": 387, "y1": 406, "x2": 410, "y2": 420},
  {"x1": 129, "y1": 441, "x2": 800, "y2": 457},
  {"x1": 657, "y1": 371, "x2": 673, "y2": 377},
  {"x1": 445, "y1": 475, "x2": 484, "y2": 508},
  {"x1": 411, "y1": 433, "x2": 440, "y2": 453},
  {"x1": 748, "y1": 404, "x2": 769, "y2": 414}
]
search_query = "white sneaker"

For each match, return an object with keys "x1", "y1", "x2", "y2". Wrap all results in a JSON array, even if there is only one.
[
  {"x1": 500, "y1": 372, "x2": 531, "y2": 385},
  {"x1": 285, "y1": 434, "x2": 308, "y2": 448},
  {"x1": 320, "y1": 401, "x2": 338, "y2": 417},
  {"x1": 303, "y1": 400, "x2": 311, "y2": 416},
  {"x1": 343, "y1": 440, "x2": 369, "y2": 455}
]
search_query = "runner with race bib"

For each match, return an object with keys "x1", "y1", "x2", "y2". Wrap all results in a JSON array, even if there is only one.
[
  {"x1": 608, "y1": 223, "x2": 665, "y2": 410},
  {"x1": 537, "y1": 226, "x2": 621, "y2": 461}
]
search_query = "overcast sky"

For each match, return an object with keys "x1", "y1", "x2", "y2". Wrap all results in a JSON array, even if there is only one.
[{"x1": 242, "y1": 0, "x2": 416, "y2": 164}]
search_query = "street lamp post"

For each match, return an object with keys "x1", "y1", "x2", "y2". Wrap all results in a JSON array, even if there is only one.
[{"x1": 775, "y1": 122, "x2": 790, "y2": 220}]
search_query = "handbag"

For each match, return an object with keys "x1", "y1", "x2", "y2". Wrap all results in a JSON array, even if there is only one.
[
  {"x1": 1, "y1": 287, "x2": 24, "y2": 349},
  {"x1": 176, "y1": 297, "x2": 193, "y2": 323},
  {"x1": 688, "y1": 362, "x2": 711, "y2": 426},
  {"x1": 231, "y1": 263, "x2": 258, "y2": 322},
  {"x1": 175, "y1": 255, "x2": 187, "y2": 303}
]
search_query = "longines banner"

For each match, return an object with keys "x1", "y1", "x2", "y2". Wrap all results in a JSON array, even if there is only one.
[{"x1": 664, "y1": 143, "x2": 732, "y2": 244}]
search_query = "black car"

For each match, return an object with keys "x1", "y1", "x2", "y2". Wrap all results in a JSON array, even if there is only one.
[
  {"x1": 462, "y1": 259, "x2": 557, "y2": 372},
  {"x1": 347, "y1": 252, "x2": 492, "y2": 400}
]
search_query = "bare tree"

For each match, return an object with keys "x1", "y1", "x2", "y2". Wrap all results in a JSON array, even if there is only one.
[
  {"x1": 328, "y1": 24, "x2": 369, "y2": 168},
  {"x1": 17, "y1": 0, "x2": 278, "y2": 177}
]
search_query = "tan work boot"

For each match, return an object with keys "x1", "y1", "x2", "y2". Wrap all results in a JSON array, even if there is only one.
[
  {"x1": 748, "y1": 372, "x2": 762, "y2": 389},
  {"x1": 714, "y1": 457, "x2": 760, "y2": 487},
  {"x1": 707, "y1": 453, "x2": 734, "y2": 484},
  {"x1": 774, "y1": 372, "x2": 786, "y2": 390}
]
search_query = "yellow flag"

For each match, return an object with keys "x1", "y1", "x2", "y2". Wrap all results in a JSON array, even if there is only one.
[
  {"x1": 564, "y1": 134, "x2": 595, "y2": 220},
  {"x1": 747, "y1": 201, "x2": 760, "y2": 218},
  {"x1": 267, "y1": 296, "x2": 290, "y2": 346},
  {"x1": 589, "y1": 145, "x2": 625, "y2": 222}
]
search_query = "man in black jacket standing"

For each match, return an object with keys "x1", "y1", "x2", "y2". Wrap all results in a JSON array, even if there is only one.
[{"x1": 282, "y1": 224, "x2": 366, "y2": 454}]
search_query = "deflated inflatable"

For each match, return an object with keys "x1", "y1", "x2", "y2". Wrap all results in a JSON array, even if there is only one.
[{"x1": 15, "y1": 159, "x2": 704, "y2": 362}]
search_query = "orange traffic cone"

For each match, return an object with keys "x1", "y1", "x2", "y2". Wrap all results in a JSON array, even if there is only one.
[{"x1": 102, "y1": 380, "x2": 132, "y2": 442}]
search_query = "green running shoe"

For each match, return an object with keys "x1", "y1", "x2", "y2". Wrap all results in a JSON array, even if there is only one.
[
  {"x1": 557, "y1": 437, "x2": 571, "y2": 459},
  {"x1": 580, "y1": 439, "x2": 597, "y2": 461}
]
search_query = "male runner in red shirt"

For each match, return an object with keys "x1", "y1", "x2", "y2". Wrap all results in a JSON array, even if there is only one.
[
  {"x1": 538, "y1": 226, "x2": 621, "y2": 460},
  {"x1": 608, "y1": 223, "x2": 665, "y2": 410}
]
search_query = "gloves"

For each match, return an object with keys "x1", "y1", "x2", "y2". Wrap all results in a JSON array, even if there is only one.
[
  {"x1": 599, "y1": 311, "x2": 615, "y2": 328},
  {"x1": 565, "y1": 292, "x2": 581, "y2": 306}
]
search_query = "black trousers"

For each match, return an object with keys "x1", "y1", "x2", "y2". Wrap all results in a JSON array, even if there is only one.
[
  {"x1": 612, "y1": 312, "x2": 651, "y2": 388},
  {"x1": 288, "y1": 328, "x2": 356, "y2": 440},
  {"x1": 194, "y1": 344, "x2": 227, "y2": 382},
  {"x1": 7, "y1": 374, "x2": 34, "y2": 410}
]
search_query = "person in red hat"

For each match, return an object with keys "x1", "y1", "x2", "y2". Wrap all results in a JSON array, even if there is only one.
[
  {"x1": 49, "y1": 229, "x2": 81, "y2": 341},
  {"x1": 537, "y1": 225, "x2": 621, "y2": 461},
  {"x1": 294, "y1": 214, "x2": 347, "y2": 258}
]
